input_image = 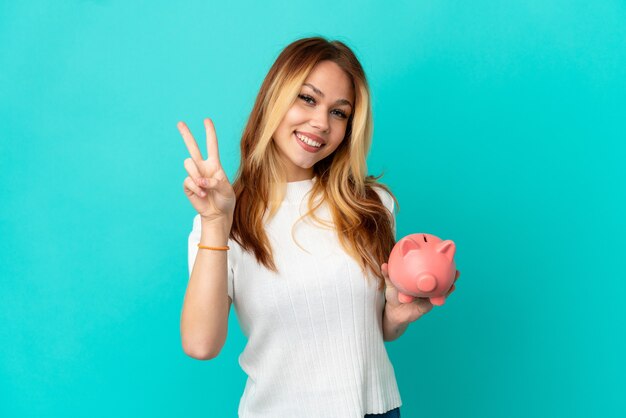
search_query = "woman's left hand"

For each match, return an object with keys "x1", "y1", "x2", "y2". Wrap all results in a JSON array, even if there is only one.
[{"x1": 382, "y1": 263, "x2": 460, "y2": 325}]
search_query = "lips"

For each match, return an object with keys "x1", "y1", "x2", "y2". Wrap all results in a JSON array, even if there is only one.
[
  {"x1": 295, "y1": 131, "x2": 326, "y2": 146},
  {"x1": 293, "y1": 132, "x2": 323, "y2": 153}
]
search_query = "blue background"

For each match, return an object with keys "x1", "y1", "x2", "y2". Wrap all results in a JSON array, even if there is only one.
[{"x1": 1, "y1": 0, "x2": 624, "y2": 417}]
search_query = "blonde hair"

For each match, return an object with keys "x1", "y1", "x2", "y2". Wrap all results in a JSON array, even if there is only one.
[{"x1": 231, "y1": 36, "x2": 397, "y2": 290}]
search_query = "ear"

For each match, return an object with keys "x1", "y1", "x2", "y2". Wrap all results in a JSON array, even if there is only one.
[
  {"x1": 436, "y1": 240, "x2": 456, "y2": 261},
  {"x1": 400, "y1": 237, "x2": 422, "y2": 257}
]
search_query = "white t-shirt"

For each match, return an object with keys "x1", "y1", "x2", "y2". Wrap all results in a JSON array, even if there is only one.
[{"x1": 188, "y1": 177, "x2": 402, "y2": 418}]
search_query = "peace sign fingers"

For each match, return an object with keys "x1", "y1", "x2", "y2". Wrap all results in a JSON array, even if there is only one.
[
  {"x1": 177, "y1": 121, "x2": 206, "y2": 174},
  {"x1": 204, "y1": 118, "x2": 222, "y2": 167},
  {"x1": 177, "y1": 118, "x2": 236, "y2": 222}
]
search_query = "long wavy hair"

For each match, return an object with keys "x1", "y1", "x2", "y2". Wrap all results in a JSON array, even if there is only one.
[{"x1": 230, "y1": 36, "x2": 398, "y2": 291}]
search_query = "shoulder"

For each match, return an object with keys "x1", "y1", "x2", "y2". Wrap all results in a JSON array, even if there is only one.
[
  {"x1": 370, "y1": 184, "x2": 395, "y2": 214},
  {"x1": 189, "y1": 214, "x2": 202, "y2": 240}
]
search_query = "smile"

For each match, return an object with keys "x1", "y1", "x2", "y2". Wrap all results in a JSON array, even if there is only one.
[{"x1": 295, "y1": 132, "x2": 323, "y2": 148}]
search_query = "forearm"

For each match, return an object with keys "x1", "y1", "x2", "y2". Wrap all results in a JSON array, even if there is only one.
[
  {"x1": 382, "y1": 308, "x2": 410, "y2": 342},
  {"x1": 180, "y1": 221, "x2": 231, "y2": 359}
]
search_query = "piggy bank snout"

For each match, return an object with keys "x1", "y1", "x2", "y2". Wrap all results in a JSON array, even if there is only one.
[{"x1": 417, "y1": 274, "x2": 437, "y2": 292}]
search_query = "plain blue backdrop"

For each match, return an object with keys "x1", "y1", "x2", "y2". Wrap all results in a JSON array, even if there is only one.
[{"x1": 1, "y1": 1, "x2": 625, "y2": 417}]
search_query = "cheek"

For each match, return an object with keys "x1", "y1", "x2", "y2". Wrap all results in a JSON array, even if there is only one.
[
  {"x1": 326, "y1": 133, "x2": 347, "y2": 154},
  {"x1": 331, "y1": 120, "x2": 349, "y2": 141},
  {"x1": 282, "y1": 106, "x2": 308, "y2": 128}
]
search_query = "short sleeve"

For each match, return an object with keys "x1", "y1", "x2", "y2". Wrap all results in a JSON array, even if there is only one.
[
  {"x1": 188, "y1": 214, "x2": 234, "y2": 301},
  {"x1": 373, "y1": 186, "x2": 397, "y2": 241}
]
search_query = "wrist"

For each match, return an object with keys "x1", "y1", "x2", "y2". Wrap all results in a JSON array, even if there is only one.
[
  {"x1": 384, "y1": 305, "x2": 411, "y2": 327},
  {"x1": 382, "y1": 308, "x2": 410, "y2": 342},
  {"x1": 200, "y1": 218, "x2": 232, "y2": 245}
]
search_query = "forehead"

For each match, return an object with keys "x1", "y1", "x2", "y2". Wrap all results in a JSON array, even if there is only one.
[{"x1": 303, "y1": 60, "x2": 354, "y2": 100}]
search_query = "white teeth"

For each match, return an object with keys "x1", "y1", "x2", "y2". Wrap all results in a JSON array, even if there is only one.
[{"x1": 295, "y1": 132, "x2": 322, "y2": 148}]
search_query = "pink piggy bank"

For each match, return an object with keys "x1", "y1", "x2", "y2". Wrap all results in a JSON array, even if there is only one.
[{"x1": 387, "y1": 233, "x2": 457, "y2": 306}]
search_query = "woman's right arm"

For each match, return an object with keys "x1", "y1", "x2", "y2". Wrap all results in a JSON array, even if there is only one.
[
  {"x1": 182, "y1": 218, "x2": 233, "y2": 360},
  {"x1": 177, "y1": 118, "x2": 236, "y2": 360}
]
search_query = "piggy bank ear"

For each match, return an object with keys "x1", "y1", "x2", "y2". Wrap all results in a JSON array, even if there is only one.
[
  {"x1": 436, "y1": 240, "x2": 456, "y2": 261},
  {"x1": 400, "y1": 237, "x2": 422, "y2": 256}
]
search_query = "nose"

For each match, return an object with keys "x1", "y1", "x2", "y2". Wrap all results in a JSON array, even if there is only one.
[
  {"x1": 417, "y1": 274, "x2": 437, "y2": 293},
  {"x1": 309, "y1": 108, "x2": 329, "y2": 133}
]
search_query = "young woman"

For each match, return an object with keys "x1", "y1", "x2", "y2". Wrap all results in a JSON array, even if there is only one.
[{"x1": 179, "y1": 37, "x2": 458, "y2": 418}]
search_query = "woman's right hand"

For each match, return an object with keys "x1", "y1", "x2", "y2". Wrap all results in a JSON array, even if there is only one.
[{"x1": 178, "y1": 118, "x2": 236, "y2": 226}]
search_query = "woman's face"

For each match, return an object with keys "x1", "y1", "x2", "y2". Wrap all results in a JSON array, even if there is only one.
[{"x1": 273, "y1": 60, "x2": 355, "y2": 182}]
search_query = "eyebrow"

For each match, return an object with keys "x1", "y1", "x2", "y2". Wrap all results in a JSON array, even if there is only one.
[{"x1": 303, "y1": 83, "x2": 353, "y2": 108}]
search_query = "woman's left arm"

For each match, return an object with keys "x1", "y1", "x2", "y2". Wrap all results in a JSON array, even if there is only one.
[{"x1": 382, "y1": 264, "x2": 460, "y2": 342}]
